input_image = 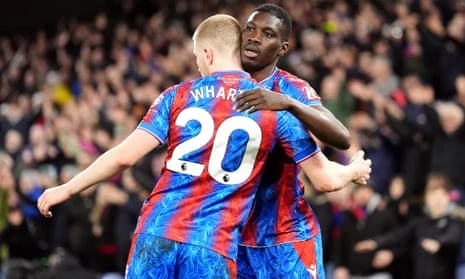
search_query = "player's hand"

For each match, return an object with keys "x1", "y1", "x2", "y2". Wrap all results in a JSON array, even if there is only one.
[
  {"x1": 233, "y1": 88, "x2": 290, "y2": 113},
  {"x1": 37, "y1": 185, "x2": 72, "y2": 218},
  {"x1": 349, "y1": 150, "x2": 372, "y2": 185},
  {"x1": 354, "y1": 239, "x2": 378, "y2": 252}
]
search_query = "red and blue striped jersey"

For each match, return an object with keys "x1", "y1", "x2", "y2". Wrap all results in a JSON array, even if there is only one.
[
  {"x1": 240, "y1": 68, "x2": 323, "y2": 247},
  {"x1": 134, "y1": 71, "x2": 319, "y2": 260}
]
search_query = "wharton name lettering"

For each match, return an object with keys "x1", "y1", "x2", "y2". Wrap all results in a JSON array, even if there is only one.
[{"x1": 190, "y1": 86, "x2": 243, "y2": 102}]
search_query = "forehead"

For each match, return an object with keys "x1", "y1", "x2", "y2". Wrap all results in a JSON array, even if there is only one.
[{"x1": 246, "y1": 11, "x2": 284, "y2": 33}]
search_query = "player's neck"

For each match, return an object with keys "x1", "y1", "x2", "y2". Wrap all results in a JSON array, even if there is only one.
[
  {"x1": 209, "y1": 59, "x2": 244, "y2": 74},
  {"x1": 249, "y1": 62, "x2": 277, "y2": 82}
]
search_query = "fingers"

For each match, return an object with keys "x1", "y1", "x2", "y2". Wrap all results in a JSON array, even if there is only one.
[
  {"x1": 351, "y1": 152, "x2": 372, "y2": 185},
  {"x1": 349, "y1": 150, "x2": 374, "y2": 185},
  {"x1": 233, "y1": 90, "x2": 255, "y2": 103},
  {"x1": 354, "y1": 151, "x2": 372, "y2": 167},
  {"x1": 234, "y1": 96, "x2": 260, "y2": 112},
  {"x1": 233, "y1": 89, "x2": 264, "y2": 112},
  {"x1": 355, "y1": 177, "x2": 369, "y2": 185},
  {"x1": 350, "y1": 150, "x2": 364, "y2": 162},
  {"x1": 236, "y1": 100, "x2": 261, "y2": 113},
  {"x1": 246, "y1": 105, "x2": 257, "y2": 114},
  {"x1": 358, "y1": 164, "x2": 372, "y2": 185},
  {"x1": 37, "y1": 195, "x2": 53, "y2": 218},
  {"x1": 233, "y1": 88, "x2": 259, "y2": 102}
]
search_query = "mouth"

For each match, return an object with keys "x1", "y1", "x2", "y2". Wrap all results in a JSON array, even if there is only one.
[{"x1": 243, "y1": 44, "x2": 260, "y2": 58}]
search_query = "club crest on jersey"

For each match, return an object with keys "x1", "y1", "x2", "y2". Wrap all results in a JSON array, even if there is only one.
[{"x1": 302, "y1": 86, "x2": 319, "y2": 101}]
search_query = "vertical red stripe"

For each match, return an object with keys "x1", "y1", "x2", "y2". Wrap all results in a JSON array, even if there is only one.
[
  {"x1": 240, "y1": 212, "x2": 258, "y2": 245},
  {"x1": 135, "y1": 173, "x2": 174, "y2": 233},
  {"x1": 274, "y1": 160, "x2": 299, "y2": 237}
]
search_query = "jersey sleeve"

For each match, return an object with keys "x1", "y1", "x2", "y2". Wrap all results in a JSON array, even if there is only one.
[
  {"x1": 280, "y1": 77, "x2": 322, "y2": 107},
  {"x1": 137, "y1": 86, "x2": 177, "y2": 144},
  {"x1": 276, "y1": 112, "x2": 320, "y2": 163}
]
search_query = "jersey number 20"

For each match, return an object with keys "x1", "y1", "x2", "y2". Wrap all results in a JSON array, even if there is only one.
[{"x1": 166, "y1": 107, "x2": 262, "y2": 185}]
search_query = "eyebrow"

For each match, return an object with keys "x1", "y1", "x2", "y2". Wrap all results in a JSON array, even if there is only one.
[
  {"x1": 263, "y1": 27, "x2": 277, "y2": 33},
  {"x1": 247, "y1": 23, "x2": 277, "y2": 33}
]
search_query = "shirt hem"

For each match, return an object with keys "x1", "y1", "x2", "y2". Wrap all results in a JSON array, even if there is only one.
[{"x1": 238, "y1": 230, "x2": 321, "y2": 248}]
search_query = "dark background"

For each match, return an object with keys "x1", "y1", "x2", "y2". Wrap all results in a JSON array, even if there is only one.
[
  {"x1": 0, "y1": 0, "x2": 169, "y2": 35},
  {"x1": 0, "y1": 0, "x2": 105, "y2": 33}
]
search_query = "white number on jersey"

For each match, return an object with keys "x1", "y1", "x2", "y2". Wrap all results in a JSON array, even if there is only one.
[{"x1": 166, "y1": 107, "x2": 262, "y2": 184}]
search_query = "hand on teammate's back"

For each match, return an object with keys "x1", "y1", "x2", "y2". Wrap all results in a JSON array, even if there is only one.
[{"x1": 234, "y1": 88, "x2": 291, "y2": 113}]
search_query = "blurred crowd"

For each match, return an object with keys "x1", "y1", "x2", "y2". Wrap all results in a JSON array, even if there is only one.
[{"x1": 1, "y1": 0, "x2": 465, "y2": 278}]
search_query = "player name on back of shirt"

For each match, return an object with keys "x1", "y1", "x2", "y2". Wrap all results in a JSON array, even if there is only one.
[{"x1": 190, "y1": 85, "x2": 244, "y2": 102}]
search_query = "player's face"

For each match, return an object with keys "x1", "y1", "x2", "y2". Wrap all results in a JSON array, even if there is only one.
[{"x1": 241, "y1": 11, "x2": 288, "y2": 73}]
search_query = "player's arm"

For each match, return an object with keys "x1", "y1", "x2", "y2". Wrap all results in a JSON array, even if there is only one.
[
  {"x1": 287, "y1": 98, "x2": 350, "y2": 149},
  {"x1": 298, "y1": 150, "x2": 371, "y2": 192},
  {"x1": 37, "y1": 86, "x2": 176, "y2": 218},
  {"x1": 277, "y1": 112, "x2": 369, "y2": 192},
  {"x1": 37, "y1": 130, "x2": 160, "y2": 217},
  {"x1": 234, "y1": 87, "x2": 351, "y2": 149}
]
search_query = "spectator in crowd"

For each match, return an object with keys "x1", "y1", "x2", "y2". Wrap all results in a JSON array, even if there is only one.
[
  {"x1": 429, "y1": 101, "x2": 465, "y2": 198},
  {"x1": 382, "y1": 75, "x2": 436, "y2": 197},
  {"x1": 332, "y1": 182, "x2": 397, "y2": 279},
  {"x1": 355, "y1": 172, "x2": 464, "y2": 279}
]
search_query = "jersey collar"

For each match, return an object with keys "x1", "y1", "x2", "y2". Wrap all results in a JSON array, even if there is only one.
[{"x1": 259, "y1": 67, "x2": 279, "y2": 86}]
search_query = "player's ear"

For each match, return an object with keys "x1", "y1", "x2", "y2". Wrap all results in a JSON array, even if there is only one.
[
  {"x1": 203, "y1": 48, "x2": 214, "y2": 65},
  {"x1": 278, "y1": 42, "x2": 289, "y2": 57}
]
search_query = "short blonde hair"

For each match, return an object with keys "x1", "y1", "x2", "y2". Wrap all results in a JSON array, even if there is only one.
[{"x1": 193, "y1": 14, "x2": 241, "y2": 55}]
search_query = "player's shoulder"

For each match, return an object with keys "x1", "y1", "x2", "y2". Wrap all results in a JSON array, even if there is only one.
[
  {"x1": 158, "y1": 79, "x2": 192, "y2": 96},
  {"x1": 275, "y1": 69, "x2": 310, "y2": 87},
  {"x1": 172, "y1": 79, "x2": 197, "y2": 92},
  {"x1": 275, "y1": 69, "x2": 320, "y2": 101}
]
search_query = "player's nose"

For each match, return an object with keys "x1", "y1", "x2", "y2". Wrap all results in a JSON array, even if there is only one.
[{"x1": 247, "y1": 30, "x2": 261, "y2": 44}]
